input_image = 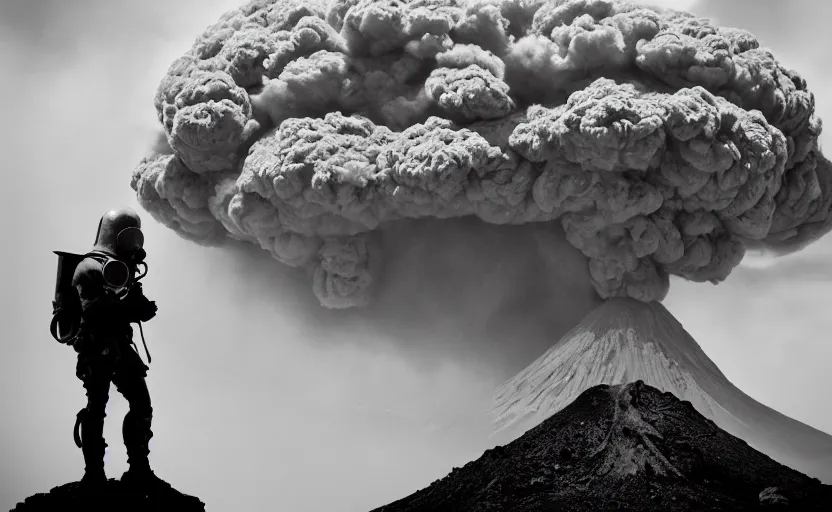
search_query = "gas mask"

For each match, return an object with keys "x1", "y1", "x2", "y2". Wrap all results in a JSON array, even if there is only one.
[
  {"x1": 102, "y1": 227, "x2": 147, "y2": 289},
  {"x1": 92, "y1": 208, "x2": 149, "y2": 289}
]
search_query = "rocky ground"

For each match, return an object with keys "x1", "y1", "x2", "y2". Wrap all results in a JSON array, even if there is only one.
[
  {"x1": 9, "y1": 478, "x2": 205, "y2": 512},
  {"x1": 373, "y1": 380, "x2": 832, "y2": 511}
]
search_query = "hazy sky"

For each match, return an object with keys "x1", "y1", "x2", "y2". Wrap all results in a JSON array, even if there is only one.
[{"x1": 2, "y1": 0, "x2": 831, "y2": 510}]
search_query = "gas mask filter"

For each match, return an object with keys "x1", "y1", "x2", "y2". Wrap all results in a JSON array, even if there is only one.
[
  {"x1": 102, "y1": 227, "x2": 146, "y2": 288},
  {"x1": 102, "y1": 259, "x2": 130, "y2": 288}
]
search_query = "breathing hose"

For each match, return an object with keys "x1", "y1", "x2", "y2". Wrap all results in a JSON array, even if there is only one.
[{"x1": 131, "y1": 261, "x2": 151, "y2": 364}]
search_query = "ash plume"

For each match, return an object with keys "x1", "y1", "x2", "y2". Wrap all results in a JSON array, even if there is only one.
[{"x1": 133, "y1": 0, "x2": 832, "y2": 308}]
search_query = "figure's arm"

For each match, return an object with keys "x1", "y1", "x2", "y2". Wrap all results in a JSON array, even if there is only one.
[
  {"x1": 122, "y1": 282, "x2": 158, "y2": 323},
  {"x1": 73, "y1": 260, "x2": 156, "y2": 326},
  {"x1": 73, "y1": 261, "x2": 128, "y2": 328}
]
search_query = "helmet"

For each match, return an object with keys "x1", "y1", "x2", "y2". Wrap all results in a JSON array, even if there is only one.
[{"x1": 93, "y1": 207, "x2": 145, "y2": 261}]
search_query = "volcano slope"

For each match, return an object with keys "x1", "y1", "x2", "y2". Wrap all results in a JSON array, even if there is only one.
[
  {"x1": 373, "y1": 381, "x2": 832, "y2": 512},
  {"x1": 491, "y1": 298, "x2": 832, "y2": 483}
]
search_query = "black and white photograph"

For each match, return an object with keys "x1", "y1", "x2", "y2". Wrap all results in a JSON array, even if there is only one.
[{"x1": 2, "y1": 0, "x2": 831, "y2": 510}]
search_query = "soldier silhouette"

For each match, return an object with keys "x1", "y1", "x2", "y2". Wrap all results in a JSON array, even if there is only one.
[{"x1": 50, "y1": 207, "x2": 170, "y2": 492}]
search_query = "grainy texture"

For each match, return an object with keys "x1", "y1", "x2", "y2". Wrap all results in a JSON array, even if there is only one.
[{"x1": 374, "y1": 381, "x2": 832, "y2": 511}]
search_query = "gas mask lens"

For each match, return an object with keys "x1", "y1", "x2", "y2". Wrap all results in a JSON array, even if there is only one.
[
  {"x1": 102, "y1": 259, "x2": 130, "y2": 288},
  {"x1": 116, "y1": 227, "x2": 145, "y2": 260}
]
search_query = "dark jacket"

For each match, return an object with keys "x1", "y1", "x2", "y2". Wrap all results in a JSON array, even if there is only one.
[{"x1": 71, "y1": 254, "x2": 155, "y2": 354}]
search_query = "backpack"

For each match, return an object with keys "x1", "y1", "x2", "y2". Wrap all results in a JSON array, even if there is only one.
[
  {"x1": 50, "y1": 251, "x2": 88, "y2": 345},
  {"x1": 50, "y1": 250, "x2": 150, "y2": 345},
  {"x1": 50, "y1": 251, "x2": 118, "y2": 345}
]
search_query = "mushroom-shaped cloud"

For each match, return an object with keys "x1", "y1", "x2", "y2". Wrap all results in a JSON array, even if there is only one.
[{"x1": 133, "y1": 0, "x2": 832, "y2": 308}]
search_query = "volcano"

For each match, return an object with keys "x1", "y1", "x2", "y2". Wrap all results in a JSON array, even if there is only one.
[
  {"x1": 491, "y1": 298, "x2": 832, "y2": 484},
  {"x1": 373, "y1": 381, "x2": 832, "y2": 511}
]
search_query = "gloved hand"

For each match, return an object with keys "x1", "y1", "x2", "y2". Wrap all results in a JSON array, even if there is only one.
[
  {"x1": 123, "y1": 284, "x2": 157, "y2": 323},
  {"x1": 125, "y1": 282, "x2": 146, "y2": 302},
  {"x1": 137, "y1": 300, "x2": 158, "y2": 322}
]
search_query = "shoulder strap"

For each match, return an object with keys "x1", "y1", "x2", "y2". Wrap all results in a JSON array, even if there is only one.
[{"x1": 84, "y1": 251, "x2": 111, "y2": 263}]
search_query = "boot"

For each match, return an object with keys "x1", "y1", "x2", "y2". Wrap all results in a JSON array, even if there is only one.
[
  {"x1": 79, "y1": 412, "x2": 109, "y2": 490},
  {"x1": 120, "y1": 459, "x2": 172, "y2": 494},
  {"x1": 121, "y1": 410, "x2": 171, "y2": 493},
  {"x1": 79, "y1": 440, "x2": 108, "y2": 491},
  {"x1": 79, "y1": 466, "x2": 108, "y2": 489}
]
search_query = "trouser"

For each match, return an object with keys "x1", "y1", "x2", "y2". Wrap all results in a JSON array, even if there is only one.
[{"x1": 76, "y1": 341, "x2": 152, "y2": 474}]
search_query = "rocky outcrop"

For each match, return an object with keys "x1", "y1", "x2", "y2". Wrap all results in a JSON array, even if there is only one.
[{"x1": 9, "y1": 478, "x2": 205, "y2": 512}]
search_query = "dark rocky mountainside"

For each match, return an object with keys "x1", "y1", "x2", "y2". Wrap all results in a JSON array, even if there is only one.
[
  {"x1": 374, "y1": 381, "x2": 832, "y2": 511},
  {"x1": 9, "y1": 479, "x2": 205, "y2": 512},
  {"x1": 492, "y1": 299, "x2": 832, "y2": 483}
]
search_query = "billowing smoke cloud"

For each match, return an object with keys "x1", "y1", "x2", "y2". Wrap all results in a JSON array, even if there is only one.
[{"x1": 132, "y1": 0, "x2": 832, "y2": 308}]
